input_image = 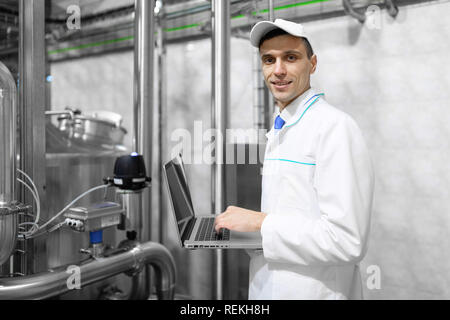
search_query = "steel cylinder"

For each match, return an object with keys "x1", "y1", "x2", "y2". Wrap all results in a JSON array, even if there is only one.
[
  {"x1": 116, "y1": 190, "x2": 143, "y2": 234},
  {"x1": 0, "y1": 61, "x2": 16, "y2": 207},
  {"x1": 0, "y1": 61, "x2": 18, "y2": 267}
]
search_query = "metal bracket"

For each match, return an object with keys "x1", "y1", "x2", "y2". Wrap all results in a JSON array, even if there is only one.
[
  {"x1": 0, "y1": 202, "x2": 32, "y2": 216},
  {"x1": 385, "y1": 0, "x2": 399, "y2": 18},
  {"x1": 343, "y1": 0, "x2": 399, "y2": 23},
  {"x1": 343, "y1": 0, "x2": 366, "y2": 23}
]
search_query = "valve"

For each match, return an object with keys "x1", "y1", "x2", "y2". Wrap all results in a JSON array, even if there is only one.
[{"x1": 103, "y1": 153, "x2": 151, "y2": 191}]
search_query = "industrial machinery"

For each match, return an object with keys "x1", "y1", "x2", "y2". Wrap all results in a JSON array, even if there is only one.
[
  {"x1": 47, "y1": 108, "x2": 128, "y2": 150},
  {"x1": 0, "y1": 56, "x2": 175, "y2": 299},
  {"x1": 0, "y1": 0, "x2": 369, "y2": 300},
  {"x1": 0, "y1": 0, "x2": 265, "y2": 300},
  {"x1": 65, "y1": 202, "x2": 124, "y2": 257},
  {"x1": 0, "y1": 61, "x2": 21, "y2": 267},
  {"x1": 0, "y1": 136, "x2": 175, "y2": 299}
]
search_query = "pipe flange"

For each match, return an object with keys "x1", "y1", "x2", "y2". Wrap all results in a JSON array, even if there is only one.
[
  {"x1": 0, "y1": 202, "x2": 32, "y2": 216},
  {"x1": 118, "y1": 239, "x2": 143, "y2": 276}
]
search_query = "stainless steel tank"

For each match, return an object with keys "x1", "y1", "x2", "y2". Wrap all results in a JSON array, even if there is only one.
[
  {"x1": 0, "y1": 61, "x2": 18, "y2": 267},
  {"x1": 45, "y1": 114, "x2": 129, "y2": 299},
  {"x1": 55, "y1": 112, "x2": 127, "y2": 149}
]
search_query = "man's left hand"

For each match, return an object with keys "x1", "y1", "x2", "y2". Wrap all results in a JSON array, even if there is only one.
[{"x1": 214, "y1": 206, "x2": 267, "y2": 233}]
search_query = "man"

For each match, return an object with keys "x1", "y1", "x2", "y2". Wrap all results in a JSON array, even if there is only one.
[{"x1": 214, "y1": 19, "x2": 375, "y2": 299}]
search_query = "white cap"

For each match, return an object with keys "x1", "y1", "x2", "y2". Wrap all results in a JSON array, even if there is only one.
[{"x1": 250, "y1": 19, "x2": 307, "y2": 47}]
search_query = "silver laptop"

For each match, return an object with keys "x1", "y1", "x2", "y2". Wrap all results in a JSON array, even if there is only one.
[{"x1": 163, "y1": 155, "x2": 262, "y2": 249}]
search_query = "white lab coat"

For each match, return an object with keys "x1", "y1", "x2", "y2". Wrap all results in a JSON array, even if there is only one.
[{"x1": 248, "y1": 88, "x2": 375, "y2": 300}]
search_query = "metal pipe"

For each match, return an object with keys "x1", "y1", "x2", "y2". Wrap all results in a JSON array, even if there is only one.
[
  {"x1": 211, "y1": 0, "x2": 230, "y2": 300},
  {"x1": 252, "y1": 49, "x2": 266, "y2": 130},
  {"x1": 134, "y1": 0, "x2": 155, "y2": 162},
  {"x1": 132, "y1": 0, "x2": 156, "y2": 299},
  {"x1": 268, "y1": 0, "x2": 274, "y2": 21},
  {"x1": 385, "y1": 0, "x2": 399, "y2": 18},
  {"x1": 266, "y1": 0, "x2": 276, "y2": 132},
  {"x1": 156, "y1": 1, "x2": 167, "y2": 244},
  {"x1": 45, "y1": 110, "x2": 79, "y2": 122},
  {"x1": 133, "y1": 0, "x2": 154, "y2": 242},
  {"x1": 264, "y1": 82, "x2": 274, "y2": 133},
  {"x1": 342, "y1": 0, "x2": 366, "y2": 23},
  {"x1": 116, "y1": 190, "x2": 143, "y2": 232},
  {"x1": 0, "y1": 241, "x2": 176, "y2": 300},
  {"x1": 17, "y1": 0, "x2": 47, "y2": 275},
  {"x1": 0, "y1": 61, "x2": 17, "y2": 267}
]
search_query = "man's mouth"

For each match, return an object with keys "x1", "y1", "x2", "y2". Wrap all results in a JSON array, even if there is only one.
[{"x1": 271, "y1": 80, "x2": 293, "y2": 90}]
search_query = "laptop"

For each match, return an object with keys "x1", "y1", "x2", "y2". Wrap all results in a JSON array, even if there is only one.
[{"x1": 163, "y1": 155, "x2": 262, "y2": 249}]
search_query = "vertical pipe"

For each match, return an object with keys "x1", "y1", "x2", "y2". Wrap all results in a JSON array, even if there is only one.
[
  {"x1": 264, "y1": 83, "x2": 274, "y2": 132},
  {"x1": 156, "y1": 2, "x2": 167, "y2": 244},
  {"x1": 132, "y1": 0, "x2": 155, "y2": 299},
  {"x1": 134, "y1": 0, "x2": 155, "y2": 185},
  {"x1": 267, "y1": 0, "x2": 276, "y2": 128},
  {"x1": 253, "y1": 0, "x2": 275, "y2": 132},
  {"x1": 17, "y1": 0, "x2": 47, "y2": 275},
  {"x1": 210, "y1": 7, "x2": 217, "y2": 300},
  {"x1": 212, "y1": 0, "x2": 230, "y2": 300},
  {"x1": 252, "y1": 49, "x2": 265, "y2": 130},
  {"x1": 268, "y1": 0, "x2": 275, "y2": 21}
]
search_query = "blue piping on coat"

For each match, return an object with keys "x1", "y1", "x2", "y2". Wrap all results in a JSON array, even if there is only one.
[
  {"x1": 285, "y1": 93, "x2": 324, "y2": 128},
  {"x1": 264, "y1": 158, "x2": 316, "y2": 166}
]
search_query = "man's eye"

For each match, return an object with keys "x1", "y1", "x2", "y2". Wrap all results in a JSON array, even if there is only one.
[
  {"x1": 287, "y1": 55, "x2": 297, "y2": 61},
  {"x1": 263, "y1": 57, "x2": 274, "y2": 64}
]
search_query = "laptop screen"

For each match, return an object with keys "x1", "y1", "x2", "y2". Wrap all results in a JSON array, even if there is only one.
[{"x1": 164, "y1": 157, "x2": 195, "y2": 237}]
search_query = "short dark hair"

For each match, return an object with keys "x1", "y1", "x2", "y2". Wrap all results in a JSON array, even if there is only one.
[{"x1": 258, "y1": 28, "x2": 314, "y2": 59}]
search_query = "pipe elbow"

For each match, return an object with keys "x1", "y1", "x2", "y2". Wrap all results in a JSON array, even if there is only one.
[{"x1": 134, "y1": 242, "x2": 177, "y2": 300}]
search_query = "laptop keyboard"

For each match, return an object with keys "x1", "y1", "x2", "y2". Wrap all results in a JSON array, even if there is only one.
[{"x1": 195, "y1": 217, "x2": 230, "y2": 241}]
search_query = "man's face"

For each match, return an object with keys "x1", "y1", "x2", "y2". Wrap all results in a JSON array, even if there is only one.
[{"x1": 260, "y1": 34, "x2": 317, "y2": 110}]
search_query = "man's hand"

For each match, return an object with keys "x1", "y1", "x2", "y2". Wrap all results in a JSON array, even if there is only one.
[{"x1": 214, "y1": 206, "x2": 267, "y2": 233}]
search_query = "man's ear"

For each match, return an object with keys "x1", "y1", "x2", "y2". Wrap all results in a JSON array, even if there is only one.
[{"x1": 310, "y1": 54, "x2": 317, "y2": 74}]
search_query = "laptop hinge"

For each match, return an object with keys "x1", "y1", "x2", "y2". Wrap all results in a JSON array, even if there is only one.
[{"x1": 182, "y1": 217, "x2": 196, "y2": 242}]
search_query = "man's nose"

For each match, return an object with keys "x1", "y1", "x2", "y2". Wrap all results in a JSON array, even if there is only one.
[{"x1": 273, "y1": 59, "x2": 287, "y2": 77}]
